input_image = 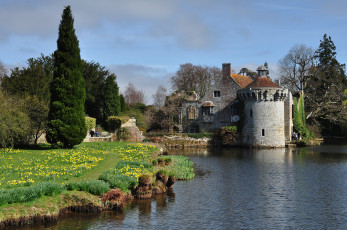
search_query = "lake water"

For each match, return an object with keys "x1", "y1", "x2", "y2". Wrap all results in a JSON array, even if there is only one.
[{"x1": 12, "y1": 140, "x2": 347, "y2": 229}]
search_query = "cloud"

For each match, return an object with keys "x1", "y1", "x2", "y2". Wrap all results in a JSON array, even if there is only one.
[
  {"x1": 0, "y1": 0, "x2": 217, "y2": 49},
  {"x1": 107, "y1": 64, "x2": 173, "y2": 104}
]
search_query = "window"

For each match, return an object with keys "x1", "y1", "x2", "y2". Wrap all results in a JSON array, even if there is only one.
[
  {"x1": 188, "y1": 106, "x2": 196, "y2": 119},
  {"x1": 262, "y1": 129, "x2": 265, "y2": 136},
  {"x1": 214, "y1": 91, "x2": 221, "y2": 97},
  {"x1": 202, "y1": 106, "x2": 213, "y2": 116},
  {"x1": 250, "y1": 109, "x2": 253, "y2": 117}
]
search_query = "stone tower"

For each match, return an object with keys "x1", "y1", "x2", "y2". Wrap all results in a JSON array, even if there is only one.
[{"x1": 237, "y1": 65, "x2": 289, "y2": 147}]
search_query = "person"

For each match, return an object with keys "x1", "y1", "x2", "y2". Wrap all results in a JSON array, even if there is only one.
[
  {"x1": 90, "y1": 130, "x2": 95, "y2": 137},
  {"x1": 292, "y1": 131, "x2": 297, "y2": 141}
]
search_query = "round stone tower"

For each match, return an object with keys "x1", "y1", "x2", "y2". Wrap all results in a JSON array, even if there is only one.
[{"x1": 237, "y1": 66, "x2": 289, "y2": 147}]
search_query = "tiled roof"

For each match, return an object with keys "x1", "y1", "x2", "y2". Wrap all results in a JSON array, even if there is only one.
[
  {"x1": 231, "y1": 74, "x2": 253, "y2": 88},
  {"x1": 245, "y1": 76, "x2": 280, "y2": 88},
  {"x1": 202, "y1": 101, "x2": 215, "y2": 107}
]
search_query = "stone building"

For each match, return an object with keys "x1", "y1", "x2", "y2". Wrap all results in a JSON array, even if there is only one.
[
  {"x1": 179, "y1": 63, "x2": 293, "y2": 147},
  {"x1": 179, "y1": 63, "x2": 253, "y2": 132},
  {"x1": 237, "y1": 66, "x2": 292, "y2": 147}
]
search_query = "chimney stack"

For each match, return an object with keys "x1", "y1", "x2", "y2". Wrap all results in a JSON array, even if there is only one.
[{"x1": 222, "y1": 63, "x2": 232, "y2": 78}]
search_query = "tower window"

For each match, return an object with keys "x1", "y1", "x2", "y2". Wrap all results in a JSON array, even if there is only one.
[
  {"x1": 250, "y1": 109, "x2": 253, "y2": 117},
  {"x1": 214, "y1": 91, "x2": 221, "y2": 97},
  {"x1": 262, "y1": 129, "x2": 265, "y2": 136}
]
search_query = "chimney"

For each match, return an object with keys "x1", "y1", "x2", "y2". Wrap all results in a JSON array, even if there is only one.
[{"x1": 222, "y1": 63, "x2": 232, "y2": 78}]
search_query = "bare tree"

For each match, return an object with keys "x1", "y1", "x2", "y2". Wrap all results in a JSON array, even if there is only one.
[
  {"x1": 279, "y1": 44, "x2": 314, "y2": 93},
  {"x1": 171, "y1": 63, "x2": 221, "y2": 99},
  {"x1": 124, "y1": 82, "x2": 146, "y2": 106},
  {"x1": 152, "y1": 85, "x2": 167, "y2": 109}
]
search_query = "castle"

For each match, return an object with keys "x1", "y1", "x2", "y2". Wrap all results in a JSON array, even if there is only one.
[{"x1": 178, "y1": 63, "x2": 293, "y2": 147}]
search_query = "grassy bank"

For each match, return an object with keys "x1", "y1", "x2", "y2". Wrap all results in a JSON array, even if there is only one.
[{"x1": 0, "y1": 142, "x2": 195, "y2": 226}]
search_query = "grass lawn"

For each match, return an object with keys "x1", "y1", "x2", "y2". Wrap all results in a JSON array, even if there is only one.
[{"x1": 0, "y1": 142, "x2": 156, "y2": 188}]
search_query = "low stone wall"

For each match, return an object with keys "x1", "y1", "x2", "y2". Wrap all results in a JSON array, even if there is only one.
[
  {"x1": 84, "y1": 137, "x2": 112, "y2": 142},
  {"x1": 148, "y1": 135, "x2": 210, "y2": 149}
]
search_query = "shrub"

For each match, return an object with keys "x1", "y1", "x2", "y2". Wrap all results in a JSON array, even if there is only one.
[
  {"x1": 85, "y1": 117, "x2": 96, "y2": 132},
  {"x1": 224, "y1": 126, "x2": 237, "y2": 132},
  {"x1": 98, "y1": 170, "x2": 137, "y2": 192},
  {"x1": 0, "y1": 92, "x2": 31, "y2": 147},
  {"x1": 116, "y1": 128, "x2": 130, "y2": 141},
  {"x1": 0, "y1": 182, "x2": 66, "y2": 205},
  {"x1": 66, "y1": 180, "x2": 110, "y2": 195},
  {"x1": 107, "y1": 116, "x2": 122, "y2": 132}
]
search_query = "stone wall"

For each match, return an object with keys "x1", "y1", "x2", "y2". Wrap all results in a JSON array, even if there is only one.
[
  {"x1": 284, "y1": 92, "x2": 293, "y2": 142},
  {"x1": 242, "y1": 100, "x2": 285, "y2": 147},
  {"x1": 180, "y1": 63, "x2": 241, "y2": 133},
  {"x1": 239, "y1": 88, "x2": 288, "y2": 147},
  {"x1": 148, "y1": 135, "x2": 210, "y2": 149}
]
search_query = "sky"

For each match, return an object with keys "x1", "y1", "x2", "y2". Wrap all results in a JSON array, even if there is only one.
[{"x1": 1, "y1": 0, "x2": 347, "y2": 104}]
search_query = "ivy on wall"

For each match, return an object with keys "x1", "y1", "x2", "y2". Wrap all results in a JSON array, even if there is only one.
[{"x1": 293, "y1": 96, "x2": 311, "y2": 138}]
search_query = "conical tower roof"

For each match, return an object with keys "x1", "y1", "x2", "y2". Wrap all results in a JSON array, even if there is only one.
[{"x1": 245, "y1": 76, "x2": 280, "y2": 88}]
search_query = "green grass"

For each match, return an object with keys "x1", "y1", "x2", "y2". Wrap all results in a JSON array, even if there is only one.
[
  {"x1": 154, "y1": 155, "x2": 195, "y2": 180},
  {"x1": 0, "y1": 146, "x2": 109, "y2": 188},
  {"x1": 0, "y1": 190, "x2": 102, "y2": 221}
]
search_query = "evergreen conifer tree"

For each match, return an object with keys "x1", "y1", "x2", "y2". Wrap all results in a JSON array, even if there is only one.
[
  {"x1": 46, "y1": 6, "x2": 86, "y2": 148},
  {"x1": 119, "y1": 94, "x2": 126, "y2": 112},
  {"x1": 104, "y1": 74, "x2": 120, "y2": 120},
  {"x1": 305, "y1": 34, "x2": 346, "y2": 134}
]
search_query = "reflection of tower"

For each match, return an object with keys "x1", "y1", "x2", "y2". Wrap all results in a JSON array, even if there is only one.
[{"x1": 237, "y1": 65, "x2": 289, "y2": 147}]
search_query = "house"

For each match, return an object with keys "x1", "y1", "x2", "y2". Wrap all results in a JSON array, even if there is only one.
[
  {"x1": 178, "y1": 63, "x2": 252, "y2": 133},
  {"x1": 178, "y1": 63, "x2": 293, "y2": 147}
]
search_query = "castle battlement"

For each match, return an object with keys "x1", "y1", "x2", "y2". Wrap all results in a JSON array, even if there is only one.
[{"x1": 237, "y1": 87, "x2": 288, "y2": 102}]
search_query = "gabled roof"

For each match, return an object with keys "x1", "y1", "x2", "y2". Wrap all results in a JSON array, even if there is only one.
[
  {"x1": 245, "y1": 76, "x2": 280, "y2": 88},
  {"x1": 231, "y1": 74, "x2": 253, "y2": 88}
]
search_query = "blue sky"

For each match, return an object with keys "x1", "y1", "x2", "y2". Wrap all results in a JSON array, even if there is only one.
[{"x1": 1, "y1": 0, "x2": 346, "y2": 103}]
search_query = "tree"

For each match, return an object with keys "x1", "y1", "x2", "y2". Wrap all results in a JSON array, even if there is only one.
[
  {"x1": 1, "y1": 54, "x2": 53, "y2": 103},
  {"x1": 152, "y1": 85, "x2": 167, "y2": 109},
  {"x1": 46, "y1": 6, "x2": 86, "y2": 148},
  {"x1": 104, "y1": 74, "x2": 120, "y2": 120},
  {"x1": 124, "y1": 82, "x2": 145, "y2": 106},
  {"x1": 119, "y1": 94, "x2": 126, "y2": 112},
  {"x1": 171, "y1": 63, "x2": 221, "y2": 99},
  {"x1": 292, "y1": 96, "x2": 309, "y2": 138},
  {"x1": 279, "y1": 44, "x2": 314, "y2": 93},
  {"x1": 0, "y1": 92, "x2": 31, "y2": 147},
  {"x1": 238, "y1": 67, "x2": 258, "y2": 79},
  {"x1": 0, "y1": 60, "x2": 6, "y2": 86},
  {"x1": 305, "y1": 34, "x2": 346, "y2": 134},
  {"x1": 23, "y1": 95, "x2": 49, "y2": 145},
  {"x1": 83, "y1": 60, "x2": 107, "y2": 124}
]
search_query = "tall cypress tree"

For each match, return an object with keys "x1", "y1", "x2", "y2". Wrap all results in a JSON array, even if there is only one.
[
  {"x1": 119, "y1": 94, "x2": 126, "y2": 113},
  {"x1": 104, "y1": 74, "x2": 120, "y2": 120},
  {"x1": 46, "y1": 6, "x2": 86, "y2": 148}
]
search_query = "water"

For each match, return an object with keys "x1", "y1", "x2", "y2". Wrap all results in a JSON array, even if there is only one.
[{"x1": 12, "y1": 141, "x2": 347, "y2": 229}]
